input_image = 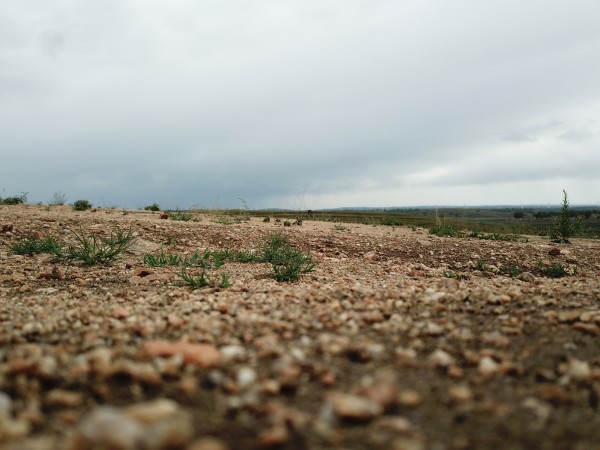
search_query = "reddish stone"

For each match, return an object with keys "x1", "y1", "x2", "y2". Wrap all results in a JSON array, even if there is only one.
[{"x1": 142, "y1": 341, "x2": 221, "y2": 368}]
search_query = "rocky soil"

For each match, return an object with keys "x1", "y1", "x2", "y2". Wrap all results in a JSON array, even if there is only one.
[{"x1": 1, "y1": 205, "x2": 600, "y2": 450}]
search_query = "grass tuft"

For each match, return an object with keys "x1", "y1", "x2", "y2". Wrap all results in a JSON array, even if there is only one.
[
  {"x1": 11, "y1": 236, "x2": 63, "y2": 257},
  {"x1": 64, "y1": 227, "x2": 135, "y2": 265}
]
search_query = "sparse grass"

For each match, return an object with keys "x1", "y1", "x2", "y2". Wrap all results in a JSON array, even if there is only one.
[
  {"x1": 260, "y1": 232, "x2": 315, "y2": 282},
  {"x1": 169, "y1": 209, "x2": 194, "y2": 221},
  {"x1": 72, "y1": 200, "x2": 92, "y2": 211},
  {"x1": 475, "y1": 259, "x2": 488, "y2": 272},
  {"x1": 10, "y1": 236, "x2": 63, "y2": 257},
  {"x1": 468, "y1": 231, "x2": 520, "y2": 242},
  {"x1": 539, "y1": 262, "x2": 570, "y2": 278},
  {"x1": 508, "y1": 266, "x2": 522, "y2": 277},
  {"x1": 176, "y1": 268, "x2": 231, "y2": 290},
  {"x1": 48, "y1": 191, "x2": 66, "y2": 206},
  {"x1": 333, "y1": 224, "x2": 350, "y2": 232},
  {"x1": 63, "y1": 227, "x2": 135, "y2": 265},
  {"x1": 430, "y1": 225, "x2": 461, "y2": 237},
  {"x1": 443, "y1": 270, "x2": 468, "y2": 280},
  {"x1": 0, "y1": 192, "x2": 28, "y2": 205},
  {"x1": 212, "y1": 216, "x2": 241, "y2": 225}
]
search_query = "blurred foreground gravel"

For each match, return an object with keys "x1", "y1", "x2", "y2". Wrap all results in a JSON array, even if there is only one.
[{"x1": 1, "y1": 205, "x2": 600, "y2": 449}]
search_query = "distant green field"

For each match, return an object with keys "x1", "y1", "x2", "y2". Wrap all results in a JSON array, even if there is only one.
[{"x1": 247, "y1": 207, "x2": 600, "y2": 239}]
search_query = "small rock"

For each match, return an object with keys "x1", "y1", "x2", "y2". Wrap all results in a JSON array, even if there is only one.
[
  {"x1": 259, "y1": 425, "x2": 289, "y2": 448},
  {"x1": 220, "y1": 345, "x2": 247, "y2": 363},
  {"x1": 573, "y1": 322, "x2": 600, "y2": 336},
  {"x1": 397, "y1": 390, "x2": 423, "y2": 407},
  {"x1": 428, "y1": 349, "x2": 454, "y2": 368},
  {"x1": 518, "y1": 272, "x2": 535, "y2": 282},
  {"x1": 558, "y1": 310, "x2": 582, "y2": 323},
  {"x1": 45, "y1": 389, "x2": 83, "y2": 408},
  {"x1": 143, "y1": 341, "x2": 221, "y2": 369},
  {"x1": 565, "y1": 359, "x2": 591, "y2": 382},
  {"x1": 188, "y1": 437, "x2": 230, "y2": 450},
  {"x1": 237, "y1": 367, "x2": 257, "y2": 390},
  {"x1": 0, "y1": 391, "x2": 12, "y2": 418},
  {"x1": 124, "y1": 398, "x2": 180, "y2": 425},
  {"x1": 326, "y1": 392, "x2": 383, "y2": 422},
  {"x1": 72, "y1": 407, "x2": 144, "y2": 450},
  {"x1": 449, "y1": 385, "x2": 473, "y2": 403},
  {"x1": 478, "y1": 356, "x2": 500, "y2": 376},
  {"x1": 548, "y1": 248, "x2": 561, "y2": 256}
]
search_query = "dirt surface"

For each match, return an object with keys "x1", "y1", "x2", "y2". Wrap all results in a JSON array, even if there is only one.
[{"x1": 1, "y1": 205, "x2": 600, "y2": 450}]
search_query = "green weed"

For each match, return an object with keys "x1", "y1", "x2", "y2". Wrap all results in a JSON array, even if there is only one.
[
  {"x1": 539, "y1": 262, "x2": 569, "y2": 278},
  {"x1": 64, "y1": 227, "x2": 135, "y2": 265},
  {"x1": 169, "y1": 209, "x2": 194, "y2": 221},
  {"x1": 0, "y1": 192, "x2": 28, "y2": 205},
  {"x1": 177, "y1": 268, "x2": 231, "y2": 290},
  {"x1": 11, "y1": 236, "x2": 63, "y2": 257},
  {"x1": 48, "y1": 191, "x2": 66, "y2": 206},
  {"x1": 144, "y1": 203, "x2": 160, "y2": 211},
  {"x1": 429, "y1": 225, "x2": 461, "y2": 237},
  {"x1": 260, "y1": 233, "x2": 315, "y2": 282},
  {"x1": 72, "y1": 200, "x2": 92, "y2": 211}
]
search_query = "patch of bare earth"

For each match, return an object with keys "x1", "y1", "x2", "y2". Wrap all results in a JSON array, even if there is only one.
[{"x1": 1, "y1": 205, "x2": 600, "y2": 449}]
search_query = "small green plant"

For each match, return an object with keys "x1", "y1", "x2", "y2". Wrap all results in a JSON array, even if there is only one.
[
  {"x1": 333, "y1": 224, "x2": 350, "y2": 232},
  {"x1": 0, "y1": 192, "x2": 28, "y2": 205},
  {"x1": 260, "y1": 233, "x2": 315, "y2": 282},
  {"x1": 169, "y1": 209, "x2": 193, "y2": 221},
  {"x1": 263, "y1": 216, "x2": 271, "y2": 222},
  {"x1": 508, "y1": 266, "x2": 522, "y2": 277},
  {"x1": 294, "y1": 218, "x2": 303, "y2": 226},
  {"x1": 11, "y1": 236, "x2": 63, "y2": 257},
  {"x1": 475, "y1": 259, "x2": 488, "y2": 272},
  {"x1": 539, "y1": 262, "x2": 569, "y2": 278},
  {"x1": 64, "y1": 227, "x2": 135, "y2": 265},
  {"x1": 212, "y1": 216, "x2": 240, "y2": 225},
  {"x1": 443, "y1": 270, "x2": 468, "y2": 280},
  {"x1": 429, "y1": 225, "x2": 461, "y2": 237},
  {"x1": 144, "y1": 251, "x2": 185, "y2": 267},
  {"x1": 177, "y1": 268, "x2": 231, "y2": 290},
  {"x1": 550, "y1": 190, "x2": 577, "y2": 243},
  {"x1": 144, "y1": 203, "x2": 160, "y2": 211},
  {"x1": 48, "y1": 191, "x2": 66, "y2": 206},
  {"x1": 72, "y1": 200, "x2": 92, "y2": 211}
]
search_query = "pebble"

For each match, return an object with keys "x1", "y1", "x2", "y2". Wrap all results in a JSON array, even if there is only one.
[
  {"x1": 565, "y1": 359, "x2": 591, "y2": 382},
  {"x1": 188, "y1": 437, "x2": 230, "y2": 450},
  {"x1": 326, "y1": 392, "x2": 383, "y2": 422},
  {"x1": 71, "y1": 407, "x2": 145, "y2": 450},
  {"x1": 142, "y1": 341, "x2": 221, "y2": 368},
  {"x1": 237, "y1": 366, "x2": 258, "y2": 390},
  {"x1": 478, "y1": 356, "x2": 500, "y2": 376},
  {"x1": 449, "y1": 385, "x2": 473, "y2": 403},
  {"x1": 428, "y1": 349, "x2": 454, "y2": 368}
]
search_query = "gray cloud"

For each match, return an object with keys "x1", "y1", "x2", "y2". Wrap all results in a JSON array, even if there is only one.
[{"x1": 1, "y1": 0, "x2": 600, "y2": 208}]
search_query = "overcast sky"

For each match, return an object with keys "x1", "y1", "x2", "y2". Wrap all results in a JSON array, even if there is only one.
[{"x1": 1, "y1": 1, "x2": 600, "y2": 210}]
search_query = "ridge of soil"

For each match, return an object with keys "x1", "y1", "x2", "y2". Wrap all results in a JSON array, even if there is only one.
[{"x1": 1, "y1": 205, "x2": 600, "y2": 449}]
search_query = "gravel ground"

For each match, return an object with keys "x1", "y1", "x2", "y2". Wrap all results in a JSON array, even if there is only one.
[{"x1": 1, "y1": 205, "x2": 600, "y2": 450}]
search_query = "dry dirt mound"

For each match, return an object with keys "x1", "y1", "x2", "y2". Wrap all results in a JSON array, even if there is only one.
[{"x1": 1, "y1": 205, "x2": 600, "y2": 449}]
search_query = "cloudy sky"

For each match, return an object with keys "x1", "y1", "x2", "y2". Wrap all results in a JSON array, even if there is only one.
[{"x1": 1, "y1": 1, "x2": 600, "y2": 210}]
